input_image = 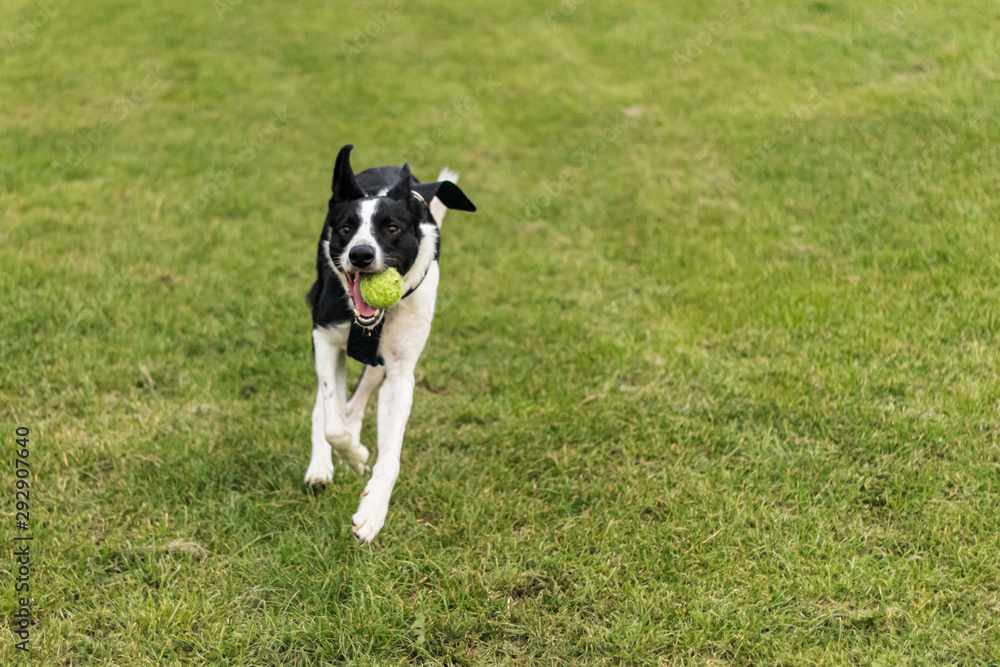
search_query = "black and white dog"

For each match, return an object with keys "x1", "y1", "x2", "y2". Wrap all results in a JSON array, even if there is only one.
[{"x1": 304, "y1": 145, "x2": 475, "y2": 543}]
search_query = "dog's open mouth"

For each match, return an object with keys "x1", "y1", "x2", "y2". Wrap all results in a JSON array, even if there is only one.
[{"x1": 346, "y1": 273, "x2": 385, "y2": 328}]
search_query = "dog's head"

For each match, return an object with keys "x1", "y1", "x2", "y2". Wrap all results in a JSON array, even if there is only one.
[{"x1": 322, "y1": 144, "x2": 475, "y2": 328}]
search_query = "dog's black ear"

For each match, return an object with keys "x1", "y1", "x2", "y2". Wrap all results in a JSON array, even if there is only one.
[
  {"x1": 412, "y1": 180, "x2": 476, "y2": 212},
  {"x1": 331, "y1": 144, "x2": 364, "y2": 202},
  {"x1": 386, "y1": 163, "x2": 413, "y2": 202}
]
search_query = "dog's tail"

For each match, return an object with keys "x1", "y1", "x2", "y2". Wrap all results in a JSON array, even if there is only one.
[{"x1": 430, "y1": 167, "x2": 459, "y2": 229}]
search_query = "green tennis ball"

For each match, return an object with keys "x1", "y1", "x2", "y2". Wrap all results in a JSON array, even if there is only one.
[{"x1": 360, "y1": 268, "x2": 404, "y2": 309}]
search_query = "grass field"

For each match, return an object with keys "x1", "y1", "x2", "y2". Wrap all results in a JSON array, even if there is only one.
[{"x1": 4, "y1": 0, "x2": 1000, "y2": 663}]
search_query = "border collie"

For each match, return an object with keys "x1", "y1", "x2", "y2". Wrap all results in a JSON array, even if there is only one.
[{"x1": 304, "y1": 144, "x2": 475, "y2": 544}]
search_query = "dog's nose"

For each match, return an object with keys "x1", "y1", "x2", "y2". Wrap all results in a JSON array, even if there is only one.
[{"x1": 349, "y1": 244, "x2": 375, "y2": 268}]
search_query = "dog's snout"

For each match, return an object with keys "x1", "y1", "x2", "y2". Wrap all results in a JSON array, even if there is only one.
[{"x1": 349, "y1": 244, "x2": 376, "y2": 268}]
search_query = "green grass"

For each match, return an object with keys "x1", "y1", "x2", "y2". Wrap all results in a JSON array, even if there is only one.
[{"x1": 4, "y1": 0, "x2": 1000, "y2": 663}]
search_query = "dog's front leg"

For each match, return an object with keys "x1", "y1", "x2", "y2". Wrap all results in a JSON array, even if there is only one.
[
  {"x1": 305, "y1": 326, "x2": 368, "y2": 484},
  {"x1": 304, "y1": 383, "x2": 336, "y2": 485},
  {"x1": 352, "y1": 364, "x2": 415, "y2": 543},
  {"x1": 305, "y1": 327, "x2": 346, "y2": 484}
]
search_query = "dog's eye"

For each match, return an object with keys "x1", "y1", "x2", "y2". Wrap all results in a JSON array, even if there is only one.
[
  {"x1": 337, "y1": 225, "x2": 351, "y2": 237},
  {"x1": 387, "y1": 224, "x2": 400, "y2": 235}
]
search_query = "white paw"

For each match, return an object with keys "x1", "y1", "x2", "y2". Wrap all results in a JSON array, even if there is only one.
[
  {"x1": 352, "y1": 490, "x2": 390, "y2": 544},
  {"x1": 334, "y1": 442, "x2": 370, "y2": 475},
  {"x1": 303, "y1": 458, "x2": 335, "y2": 486}
]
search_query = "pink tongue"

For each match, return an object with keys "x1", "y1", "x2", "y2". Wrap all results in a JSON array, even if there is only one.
[{"x1": 350, "y1": 278, "x2": 377, "y2": 318}]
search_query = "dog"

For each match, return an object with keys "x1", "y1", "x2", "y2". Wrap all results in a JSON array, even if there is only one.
[{"x1": 304, "y1": 144, "x2": 475, "y2": 544}]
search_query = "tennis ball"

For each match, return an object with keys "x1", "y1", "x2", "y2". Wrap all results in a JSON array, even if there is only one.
[{"x1": 360, "y1": 268, "x2": 404, "y2": 309}]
